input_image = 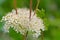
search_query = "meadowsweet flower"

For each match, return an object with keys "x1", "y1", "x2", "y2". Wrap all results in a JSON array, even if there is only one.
[{"x1": 1, "y1": 8, "x2": 45, "y2": 38}]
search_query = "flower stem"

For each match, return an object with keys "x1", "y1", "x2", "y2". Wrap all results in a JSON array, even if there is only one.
[
  {"x1": 36, "y1": 0, "x2": 40, "y2": 10},
  {"x1": 29, "y1": 0, "x2": 32, "y2": 21},
  {"x1": 34, "y1": 0, "x2": 40, "y2": 15},
  {"x1": 40, "y1": 29, "x2": 44, "y2": 40},
  {"x1": 24, "y1": 31, "x2": 28, "y2": 40},
  {"x1": 13, "y1": 0, "x2": 17, "y2": 14}
]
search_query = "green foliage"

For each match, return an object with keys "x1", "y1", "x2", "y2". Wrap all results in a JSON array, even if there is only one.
[
  {"x1": 0, "y1": 22, "x2": 4, "y2": 31},
  {"x1": 9, "y1": 28, "x2": 24, "y2": 40},
  {"x1": 36, "y1": 9, "x2": 50, "y2": 30},
  {"x1": 0, "y1": 0, "x2": 60, "y2": 40},
  {"x1": 36, "y1": 9, "x2": 45, "y2": 19}
]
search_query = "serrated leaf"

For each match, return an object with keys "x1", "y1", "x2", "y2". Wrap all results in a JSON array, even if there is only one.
[{"x1": 36, "y1": 9, "x2": 45, "y2": 19}]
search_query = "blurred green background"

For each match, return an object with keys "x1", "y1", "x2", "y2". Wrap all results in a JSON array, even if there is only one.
[{"x1": 0, "y1": 0, "x2": 60, "y2": 40}]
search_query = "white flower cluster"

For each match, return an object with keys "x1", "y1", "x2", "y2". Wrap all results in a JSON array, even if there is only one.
[{"x1": 1, "y1": 8, "x2": 45, "y2": 38}]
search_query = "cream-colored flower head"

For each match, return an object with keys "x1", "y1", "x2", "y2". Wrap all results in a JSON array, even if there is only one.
[{"x1": 1, "y1": 8, "x2": 45, "y2": 38}]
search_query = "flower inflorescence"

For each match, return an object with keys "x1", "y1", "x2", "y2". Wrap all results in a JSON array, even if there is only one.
[{"x1": 1, "y1": 8, "x2": 45, "y2": 38}]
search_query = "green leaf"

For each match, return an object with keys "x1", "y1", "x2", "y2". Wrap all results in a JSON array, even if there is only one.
[
  {"x1": 36, "y1": 9, "x2": 49, "y2": 30},
  {"x1": 36, "y1": 9, "x2": 45, "y2": 19},
  {"x1": 0, "y1": 22, "x2": 4, "y2": 31},
  {"x1": 9, "y1": 28, "x2": 24, "y2": 40}
]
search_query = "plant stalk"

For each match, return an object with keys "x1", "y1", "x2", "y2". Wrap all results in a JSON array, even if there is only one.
[
  {"x1": 29, "y1": 0, "x2": 32, "y2": 20},
  {"x1": 24, "y1": 31, "x2": 28, "y2": 40},
  {"x1": 13, "y1": 0, "x2": 18, "y2": 14},
  {"x1": 41, "y1": 29, "x2": 44, "y2": 40},
  {"x1": 34, "y1": 0, "x2": 40, "y2": 15}
]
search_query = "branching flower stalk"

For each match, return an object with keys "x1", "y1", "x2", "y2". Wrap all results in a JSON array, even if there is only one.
[{"x1": 13, "y1": 0, "x2": 18, "y2": 14}]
